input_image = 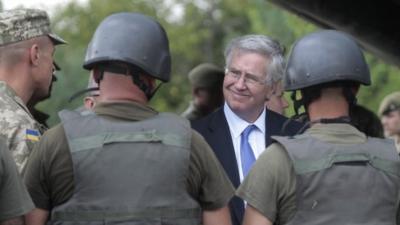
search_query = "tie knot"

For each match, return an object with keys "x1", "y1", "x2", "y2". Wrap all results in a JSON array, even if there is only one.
[{"x1": 242, "y1": 125, "x2": 256, "y2": 139}]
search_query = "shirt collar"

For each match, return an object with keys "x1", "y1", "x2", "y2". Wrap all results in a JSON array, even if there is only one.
[
  {"x1": 305, "y1": 123, "x2": 367, "y2": 144},
  {"x1": 0, "y1": 81, "x2": 32, "y2": 116},
  {"x1": 224, "y1": 102, "x2": 266, "y2": 138},
  {"x1": 94, "y1": 101, "x2": 158, "y2": 121}
]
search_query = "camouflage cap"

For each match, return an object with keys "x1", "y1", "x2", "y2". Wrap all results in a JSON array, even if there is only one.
[
  {"x1": 188, "y1": 63, "x2": 224, "y2": 88},
  {"x1": 0, "y1": 8, "x2": 66, "y2": 46},
  {"x1": 379, "y1": 92, "x2": 400, "y2": 116}
]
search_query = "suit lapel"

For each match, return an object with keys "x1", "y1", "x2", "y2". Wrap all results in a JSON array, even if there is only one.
[
  {"x1": 265, "y1": 109, "x2": 275, "y2": 146},
  {"x1": 265, "y1": 108, "x2": 284, "y2": 147},
  {"x1": 207, "y1": 109, "x2": 241, "y2": 187},
  {"x1": 207, "y1": 109, "x2": 243, "y2": 223}
]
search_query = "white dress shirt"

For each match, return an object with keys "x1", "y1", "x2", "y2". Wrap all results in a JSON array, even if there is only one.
[{"x1": 224, "y1": 102, "x2": 266, "y2": 182}]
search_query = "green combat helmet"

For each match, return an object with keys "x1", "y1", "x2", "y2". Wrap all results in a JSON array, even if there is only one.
[
  {"x1": 285, "y1": 30, "x2": 370, "y2": 116},
  {"x1": 285, "y1": 30, "x2": 370, "y2": 91},
  {"x1": 188, "y1": 63, "x2": 224, "y2": 89},
  {"x1": 83, "y1": 12, "x2": 171, "y2": 82}
]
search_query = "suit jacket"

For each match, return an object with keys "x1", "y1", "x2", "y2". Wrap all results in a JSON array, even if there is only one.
[{"x1": 191, "y1": 107, "x2": 304, "y2": 225}]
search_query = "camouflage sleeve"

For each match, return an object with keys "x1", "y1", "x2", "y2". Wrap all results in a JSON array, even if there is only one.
[
  {"x1": 3, "y1": 124, "x2": 40, "y2": 173},
  {"x1": 0, "y1": 84, "x2": 41, "y2": 173}
]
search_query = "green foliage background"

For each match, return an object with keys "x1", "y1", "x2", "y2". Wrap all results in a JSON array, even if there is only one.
[{"x1": 21, "y1": 0, "x2": 400, "y2": 126}]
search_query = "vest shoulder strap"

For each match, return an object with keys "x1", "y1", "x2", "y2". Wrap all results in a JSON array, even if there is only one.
[
  {"x1": 60, "y1": 110, "x2": 191, "y2": 153},
  {"x1": 272, "y1": 134, "x2": 400, "y2": 176}
]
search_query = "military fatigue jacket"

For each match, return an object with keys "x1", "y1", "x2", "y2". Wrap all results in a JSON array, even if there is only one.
[{"x1": 0, "y1": 81, "x2": 43, "y2": 172}]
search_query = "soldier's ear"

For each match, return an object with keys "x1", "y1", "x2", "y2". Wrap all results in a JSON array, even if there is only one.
[{"x1": 29, "y1": 43, "x2": 40, "y2": 67}]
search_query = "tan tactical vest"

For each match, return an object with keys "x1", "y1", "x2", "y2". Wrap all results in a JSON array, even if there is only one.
[
  {"x1": 273, "y1": 133, "x2": 400, "y2": 225},
  {"x1": 48, "y1": 110, "x2": 201, "y2": 225}
]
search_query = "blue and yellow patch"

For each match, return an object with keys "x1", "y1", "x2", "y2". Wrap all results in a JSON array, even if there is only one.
[{"x1": 26, "y1": 129, "x2": 40, "y2": 142}]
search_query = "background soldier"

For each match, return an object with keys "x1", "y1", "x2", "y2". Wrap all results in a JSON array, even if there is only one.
[
  {"x1": 182, "y1": 63, "x2": 224, "y2": 120},
  {"x1": 379, "y1": 91, "x2": 400, "y2": 152},
  {"x1": 0, "y1": 8, "x2": 66, "y2": 172},
  {"x1": 24, "y1": 12, "x2": 233, "y2": 225},
  {"x1": 67, "y1": 74, "x2": 100, "y2": 112},
  {"x1": 237, "y1": 30, "x2": 400, "y2": 225},
  {"x1": 265, "y1": 79, "x2": 289, "y2": 115}
]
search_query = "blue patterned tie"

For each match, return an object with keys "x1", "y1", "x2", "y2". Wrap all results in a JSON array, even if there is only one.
[{"x1": 241, "y1": 125, "x2": 256, "y2": 177}]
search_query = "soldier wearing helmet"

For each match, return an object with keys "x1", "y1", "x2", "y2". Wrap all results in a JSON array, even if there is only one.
[
  {"x1": 66, "y1": 74, "x2": 100, "y2": 113},
  {"x1": 265, "y1": 79, "x2": 289, "y2": 115},
  {"x1": 379, "y1": 91, "x2": 400, "y2": 152},
  {"x1": 181, "y1": 63, "x2": 224, "y2": 120},
  {"x1": 24, "y1": 12, "x2": 234, "y2": 225},
  {"x1": 237, "y1": 30, "x2": 400, "y2": 225}
]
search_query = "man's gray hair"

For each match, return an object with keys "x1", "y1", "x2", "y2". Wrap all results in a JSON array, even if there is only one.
[{"x1": 224, "y1": 34, "x2": 285, "y2": 85}]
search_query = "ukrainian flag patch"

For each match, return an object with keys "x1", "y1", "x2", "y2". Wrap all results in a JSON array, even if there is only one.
[{"x1": 26, "y1": 129, "x2": 40, "y2": 142}]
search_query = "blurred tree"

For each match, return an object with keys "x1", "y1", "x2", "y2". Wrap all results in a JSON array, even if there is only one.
[
  {"x1": 36, "y1": 0, "x2": 400, "y2": 126},
  {"x1": 358, "y1": 55, "x2": 400, "y2": 114},
  {"x1": 248, "y1": 0, "x2": 400, "y2": 118}
]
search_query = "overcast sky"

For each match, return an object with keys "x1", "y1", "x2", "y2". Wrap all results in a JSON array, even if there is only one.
[{"x1": 2, "y1": 0, "x2": 87, "y2": 14}]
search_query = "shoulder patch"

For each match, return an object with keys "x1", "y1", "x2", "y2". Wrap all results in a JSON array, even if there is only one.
[{"x1": 26, "y1": 129, "x2": 40, "y2": 142}]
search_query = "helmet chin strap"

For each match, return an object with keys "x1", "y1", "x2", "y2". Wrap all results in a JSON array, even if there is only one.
[
  {"x1": 290, "y1": 91, "x2": 303, "y2": 116},
  {"x1": 146, "y1": 83, "x2": 163, "y2": 101},
  {"x1": 68, "y1": 87, "x2": 99, "y2": 102},
  {"x1": 310, "y1": 116, "x2": 351, "y2": 125}
]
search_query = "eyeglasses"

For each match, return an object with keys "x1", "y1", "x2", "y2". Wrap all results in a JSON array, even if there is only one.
[{"x1": 225, "y1": 67, "x2": 266, "y2": 85}]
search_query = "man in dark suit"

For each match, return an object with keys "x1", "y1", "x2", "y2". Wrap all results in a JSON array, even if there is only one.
[{"x1": 192, "y1": 34, "x2": 303, "y2": 225}]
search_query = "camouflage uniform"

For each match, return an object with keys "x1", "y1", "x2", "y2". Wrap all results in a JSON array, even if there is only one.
[
  {"x1": 0, "y1": 9, "x2": 65, "y2": 172},
  {"x1": 0, "y1": 82, "x2": 44, "y2": 172}
]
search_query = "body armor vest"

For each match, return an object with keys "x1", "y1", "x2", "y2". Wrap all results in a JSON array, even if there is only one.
[
  {"x1": 49, "y1": 110, "x2": 201, "y2": 225},
  {"x1": 273, "y1": 133, "x2": 400, "y2": 225}
]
